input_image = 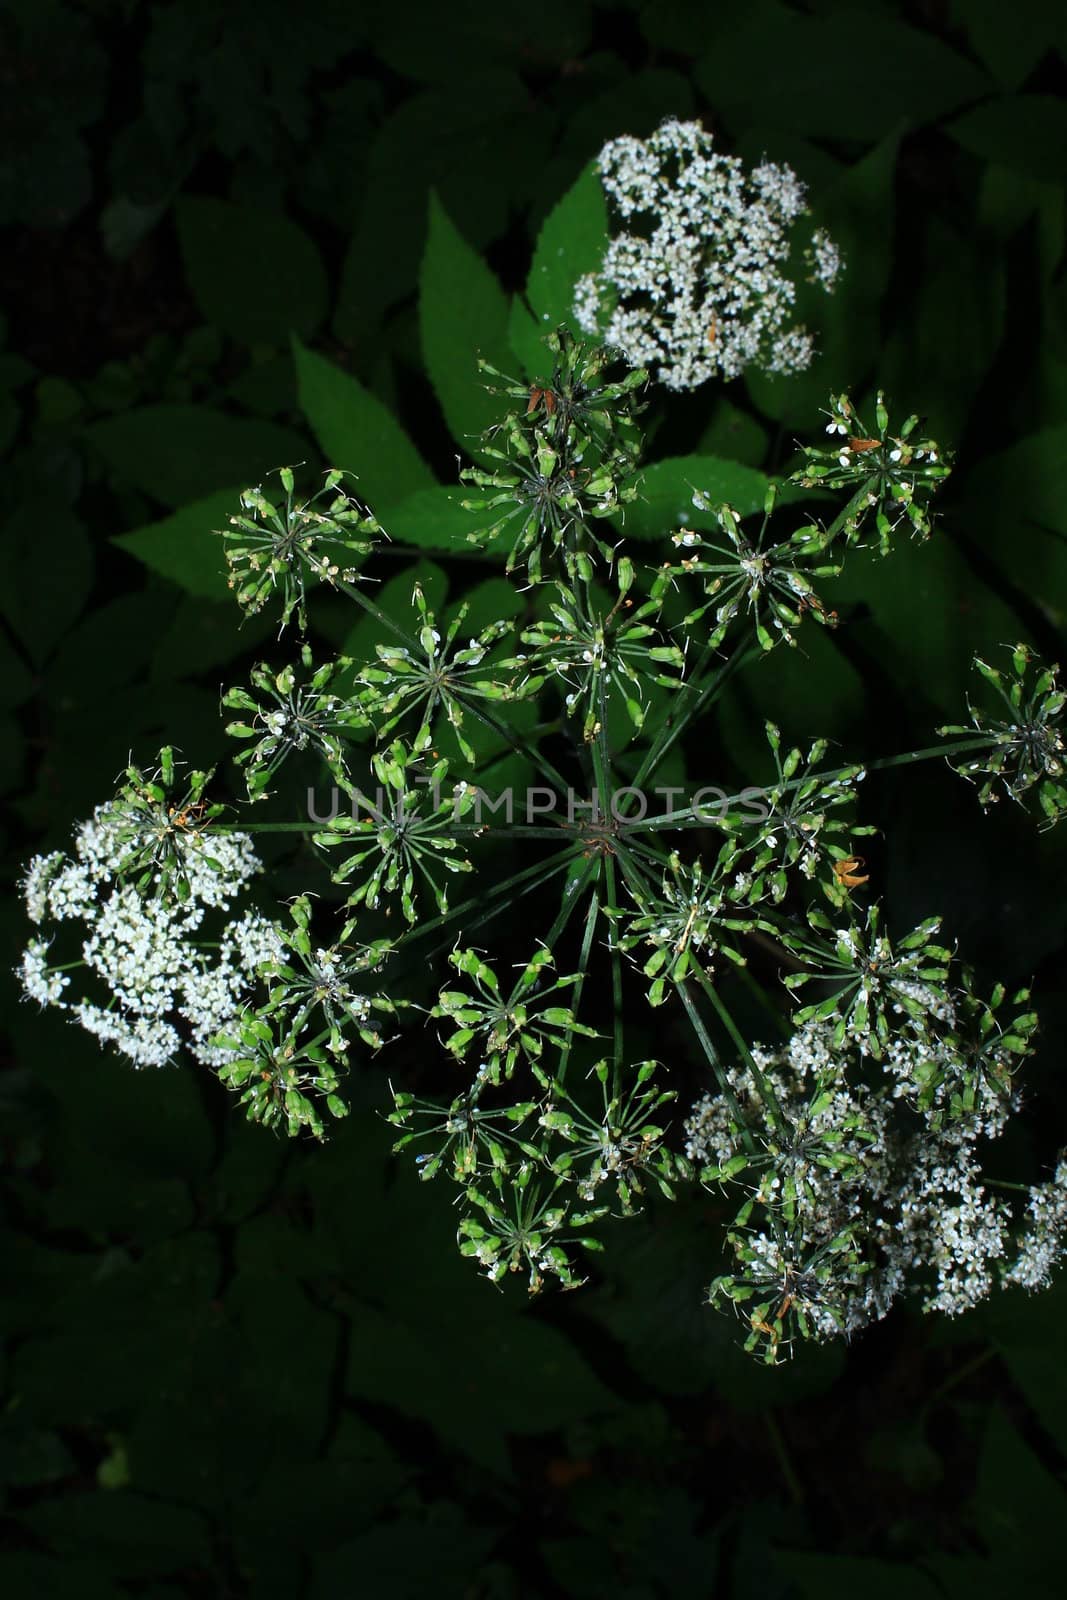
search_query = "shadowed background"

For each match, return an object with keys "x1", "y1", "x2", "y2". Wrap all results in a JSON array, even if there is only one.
[{"x1": 3, "y1": 1, "x2": 1067, "y2": 1595}]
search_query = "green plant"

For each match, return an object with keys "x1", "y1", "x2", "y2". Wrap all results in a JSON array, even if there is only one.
[
  {"x1": 18, "y1": 85, "x2": 1067, "y2": 1361},
  {"x1": 21, "y1": 321, "x2": 1063, "y2": 1364}
]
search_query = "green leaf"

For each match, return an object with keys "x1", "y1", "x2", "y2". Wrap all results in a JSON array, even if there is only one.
[
  {"x1": 717, "y1": 620, "x2": 865, "y2": 781},
  {"x1": 112, "y1": 488, "x2": 239, "y2": 600},
  {"x1": 370, "y1": 2, "x2": 591, "y2": 83},
  {"x1": 526, "y1": 159, "x2": 608, "y2": 333},
  {"x1": 979, "y1": 1276, "x2": 1067, "y2": 1459},
  {"x1": 959, "y1": 2, "x2": 1062, "y2": 92},
  {"x1": 20, "y1": 1491, "x2": 212, "y2": 1580},
  {"x1": 970, "y1": 1408, "x2": 1067, "y2": 1573},
  {"x1": 962, "y1": 425, "x2": 1067, "y2": 629},
  {"x1": 947, "y1": 95, "x2": 1067, "y2": 185},
  {"x1": 615, "y1": 455, "x2": 773, "y2": 542},
  {"x1": 313, "y1": 1506, "x2": 495, "y2": 1596},
  {"x1": 695, "y1": 1, "x2": 987, "y2": 141},
  {"x1": 379, "y1": 484, "x2": 509, "y2": 557},
  {"x1": 696, "y1": 399, "x2": 769, "y2": 468},
  {"x1": 508, "y1": 294, "x2": 549, "y2": 380},
  {"x1": 419, "y1": 193, "x2": 512, "y2": 449},
  {"x1": 0, "y1": 505, "x2": 92, "y2": 666},
  {"x1": 0, "y1": 624, "x2": 33, "y2": 709},
  {"x1": 333, "y1": 72, "x2": 554, "y2": 340},
  {"x1": 444, "y1": 575, "x2": 523, "y2": 637},
  {"x1": 85, "y1": 405, "x2": 308, "y2": 509},
  {"x1": 292, "y1": 338, "x2": 435, "y2": 510},
  {"x1": 176, "y1": 197, "x2": 328, "y2": 347},
  {"x1": 777, "y1": 1554, "x2": 943, "y2": 1600},
  {"x1": 342, "y1": 560, "x2": 448, "y2": 662},
  {"x1": 746, "y1": 130, "x2": 901, "y2": 426},
  {"x1": 881, "y1": 212, "x2": 1005, "y2": 439},
  {"x1": 344, "y1": 1298, "x2": 615, "y2": 1477}
]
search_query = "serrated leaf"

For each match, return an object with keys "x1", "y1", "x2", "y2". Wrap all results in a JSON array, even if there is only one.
[
  {"x1": 85, "y1": 406, "x2": 307, "y2": 510},
  {"x1": 419, "y1": 193, "x2": 512, "y2": 450},
  {"x1": 292, "y1": 338, "x2": 434, "y2": 513},
  {"x1": 112, "y1": 488, "x2": 238, "y2": 600},
  {"x1": 526, "y1": 159, "x2": 608, "y2": 332}
]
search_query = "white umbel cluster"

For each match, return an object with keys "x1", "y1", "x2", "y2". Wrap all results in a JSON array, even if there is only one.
[
  {"x1": 684, "y1": 1016, "x2": 1060, "y2": 1337},
  {"x1": 19, "y1": 805, "x2": 281, "y2": 1069},
  {"x1": 574, "y1": 118, "x2": 843, "y2": 390}
]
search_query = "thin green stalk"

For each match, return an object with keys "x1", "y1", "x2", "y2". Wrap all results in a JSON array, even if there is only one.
[
  {"x1": 504, "y1": 856, "x2": 601, "y2": 1011},
  {"x1": 464, "y1": 697, "x2": 573, "y2": 798},
  {"x1": 590, "y1": 676, "x2": 614, "y2": 819},
  {"x1": 334, "y1": 575, "x2": 421, "y2": 648},
  {"x1": 626, "y1": 735, "x2": 998, "y2": 833},
  {"x1": 922, "y1": 1345, "x2": 998, "y2": 1412},
  {"x1": 866, "y1": 736, "x2": 995, "y2": 772},
  {"x1": 612, "y1": 837, "x2": 658, "y2": 903},
  {"x1": 603, "y1": 854, "x2": 625, "y2": 1087},
  {"x1": 402, "y1": 845, "x2": 578, "y2": 948},
  {"x1": 557, "y1": 885, "x2": 601, "y2": 1086},
  {"x1": 690, "y1": 963, "x2": 790, "y2": 1141},
  {"x1": 675, "y1": 979, "x2": 758, "y2": 1159},
  {"x1": 628, "y1": 640, "x2": 757, "y2": 796},
  {"x1": 765, "y1": 1412, "x2": 804, "y2": 1506}
]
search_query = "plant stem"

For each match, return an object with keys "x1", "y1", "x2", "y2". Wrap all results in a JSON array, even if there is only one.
[
  {"x1": 557, "y1": 885, "x2": 601, "y2": 1086},
  {"x1": 334, "y1": 576, "x2": 419, "y2": 648},
  {"x1": 628, "y1": 640, "x2": 757, "y2": 797},
  {"x1": 765, "y1": 1411, "x2": 804, "y2": 1505},
  {"x1": 690, "y1": 964, "x2": 790, "y2": 1140},
  {"x1": 403, "y1": 845, "x2": 578, "y2": 949},
  {"x1": 464, "y1": 698, "x2": 573, "y2": 798},
  {"x1": 603, "y1": 854, "x2": 625, "y2": 1087},
  {"x1": 625, "y1": 735, "x2": 997, "y2": 833},
  {"x1": 675, "y1": 979, "x2": 758, "y2": 1158}
]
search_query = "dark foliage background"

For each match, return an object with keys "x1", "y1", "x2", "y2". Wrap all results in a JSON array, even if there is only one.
[{"x1": 4, "y1": 0, "x2": 1067, "y2": 1594}]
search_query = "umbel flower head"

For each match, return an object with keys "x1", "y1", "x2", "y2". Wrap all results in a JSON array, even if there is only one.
[
  {"x1": 939, "y1": 643, "x2": 1067, "y2": 828},
  {"x1": 687, "y1": 999, "x2": 1040, "y2": 1362},
  {"x1": 221, "y1": 466, "x2": 380, "y2": 633},
  {"x1": 574, "y1": 117, "x2": 843, "y2": 390},
  {"x1": 18, "y1": 763, "x2": 279, "y2": 1071}
]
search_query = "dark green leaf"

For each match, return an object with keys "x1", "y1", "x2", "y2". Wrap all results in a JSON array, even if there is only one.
[
  {"x1": 176, "y1": 197, "x2": 328, "y2": 347},
  {"x1": 696, "y1": 2, "x2": 988, "y2": 141},
  {"x1": 948, "y1": 95, "x2": 1067, "y2": 185},
  {"x1": 419, "y1": 193, "x2": 512, "y2": 449},
  {"x1": 333, "y1": 72, "x2": 554, "y2": 339},
  {"x1": 112, "y1": 488, "x2": 239, "y2": 600},
  {"x1": 20, "y1": 1492, "x2": 212, "y2": 1580},
  {"x1": 746, "y1": 131, "x2": 901, "y2": 425},
  {"x1": 0, "y1": 504, "x2": 92, "y2": 665},
  {"x1": 777, "y1": 1554, "x2": 943, "y2": 1600},
  {"x1": 293, "y1": 338, "x2": 435, "y2": 509},
  {"x1": 507, "y1": 295, "x2": 549, "y2": 380},
  {"x1": 85, "y1": 406, "x2": 308, "y2": 509},
  {"x1": 379, "y1": 485, "x2": 509, "y2": 557},
  {"x1": 342, "y1": 560, "x2": 448, "y2": 661},
  {"x1": 959, "y1": 1, "x2": 1063, "y2": 92},
  {"x1": 616, "y1": 455, "x2": 773, "y2": 543},
  {"x1": 526, "y1": 160, "x2": 608, "y2": 334}
]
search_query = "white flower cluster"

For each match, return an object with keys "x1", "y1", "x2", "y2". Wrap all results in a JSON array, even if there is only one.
[
  {"x1": 1003, "y1": 1157, "x2": 1067, "y2": 1291},
  {"x1": 19, "y1": 805, "x2": 281, "y2": 1070},
  {"x1": 574, "y1": 118, "x2": 843, "y2": 390},
  {"x1": 686, "y1": 1014, "x2": 1042, "y2": 1341}
]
